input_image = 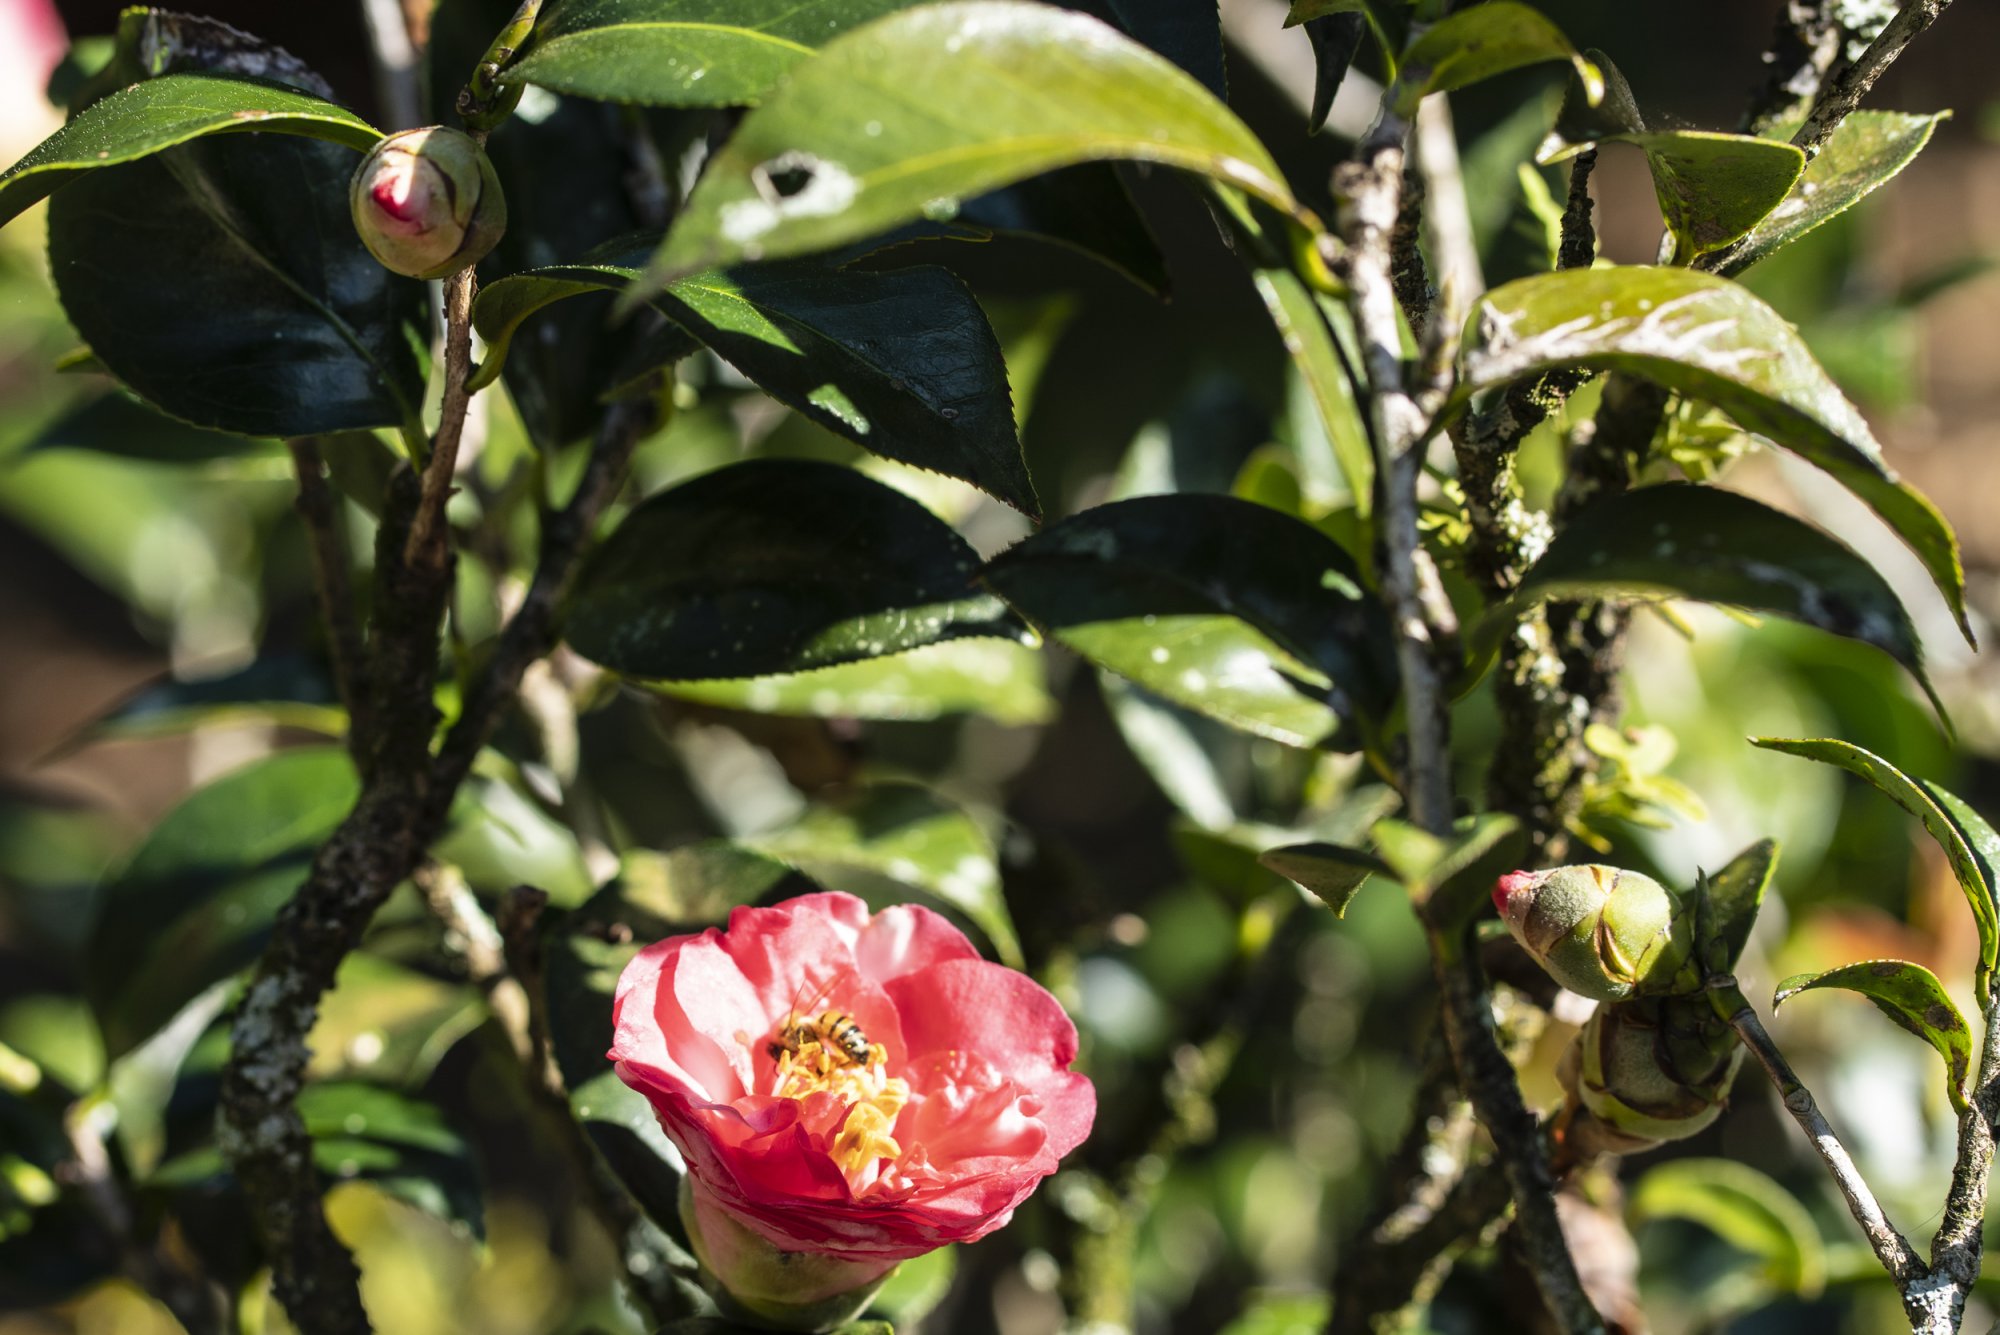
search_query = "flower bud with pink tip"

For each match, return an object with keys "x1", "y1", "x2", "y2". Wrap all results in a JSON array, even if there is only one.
[
  {"x1": 1493, "y1": 864, "x2": 1691, "y2": 1002},
  {"x1": 349, "y1": 126, "x2": 505, "y2": 280}
]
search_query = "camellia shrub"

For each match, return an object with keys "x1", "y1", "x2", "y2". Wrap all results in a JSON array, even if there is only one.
[{"x1": 0, "y1": 1, "x2": 1991, "y2": 1333}]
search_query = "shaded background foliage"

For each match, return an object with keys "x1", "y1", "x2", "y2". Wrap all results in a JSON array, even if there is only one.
[{"x1": 0, "y1": 1, "x2": 1998, "y2": 1333}]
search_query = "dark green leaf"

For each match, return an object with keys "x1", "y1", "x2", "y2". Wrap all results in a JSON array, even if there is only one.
[
  {"x1": 1303, "y1": 13, "x2": 1366, "y2": 134},
  {"x1": 1483, "y1": 484, "x2": 1934, "y2": 705},
  {"x1": 642, "y1": 1, "x2": 1309, "y2": 286},
  {"x1": 1251, "y1": 268, "x2": 1372, "y2": 517},
  {"x1": 751, "y1": 783, "x2": 1021, "y2": 967},
  {"x1": 474, "y1": 254, "x2": 1034, "y2": 512},
  {"x1": 1751, "y1": 738, "x2": 1999, "y2": 986},
  {"x1": 1732, "y1": 112, "x2": 1947, "y2": 273},
  {"x1": 1775, "y1": 959, "x2": 1971, "y2": 1114},
  {"x1": 1621, "y1": 132, "x2": 1805, "y2": 263},
  {"x1": 1259, "y1": 842, "x2": 1390, "y2": 917},
  {"x1": 0, "y1": 73, "x2": 380, "y2": 229},
  {"x1": 1695, "y1": 838, "x2": 1779, "y2": 976},
  {"x1": 1071, "y1": 0, "x2": 1227, "y2": 99},
  {"x1": 565, "y1": 459, "x2": 1020, "y2": 680},
  {"x1": 1630, "y1": 1158, "x2": 1826, "y2": 1297},
  {"x1": 1391, "y1": 4, "x2": 1599, "y2": 118},
  {"x1": 608, "y1": 842, "x2": 797, "y2": 935},
  {"x1": 1461, "y1": 266, "x2": 1969, "y2": 640},
  {"x1": 503, "y1": 0, "x2": 923, "y2": 107},
  {"x1": 1285, "y1": 0, "x2": 1371, "y2": 19},
  {"x1": 48, "y1": 135, "x2": 427, "y2": 438},
  {"x1": 655, "y1": 638, "x2": 1053, "y2": 725},
  {"x1": 22, "y1": 391, "x2": 279, "y2": 463},
  {"x1": 945, "y1": 165, "x2": 1169, "y2": 295},
  {"x1": 1371, "y1": 812, "x2": 1521, "y2": 926},
  {"x1": 983, "y1": 494, "x2": 1398, "y2": 749},
  {"x1": 87, "y1": 748, "x2": 358, "y2": 1060}
]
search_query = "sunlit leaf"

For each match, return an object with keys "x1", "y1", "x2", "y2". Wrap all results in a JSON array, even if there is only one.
[
  {"x1": 1258, "y1": 842, "x2": 1389, "y2": 917},
  {"x1": 502, "y1": 0, "x2": 924, "y2": 107},
  {"x1": 1775, "y1": 959, "x2": 1971, "y2": 1114},
  {"x1": 1752, "y1": 738, "x2": 1999, "y2": 987},
  {"x1": 641, "y1": 1, "x2": 1308, "y2": 287},
  {"x1": 0, "y1": 73, "x2": 381, "y2": 229},
  {"x1": 1731, "y1": 112, "x2": 1948, "y2": 273},
  {"x1": 1461, "y1": 266, "x2": 1969, "y2": 641},
  {"x1": 1694, "y1": 838, "x2": 1778, "y2": 976},
  {"x1": 1390, "y1": 4, "x2": 1600, "y2": 118}
]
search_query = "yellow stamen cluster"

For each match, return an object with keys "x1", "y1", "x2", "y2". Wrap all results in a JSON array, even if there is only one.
[{"x1": 772, "y1": 1038, "x2": 909, "y2": 1182}]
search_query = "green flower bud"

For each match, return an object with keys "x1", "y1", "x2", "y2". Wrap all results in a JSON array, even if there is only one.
[
  {"x1": 1560, "y1": 995, "x2": 1744, "y2": 1156},
  {"x1": 1493, "y1": 864, "x2": 1691, "y2": 1002},
  {"x1": 679, "y1": 1178, "x2": 896, "y2": 1333},
  {"x1": 349, "y1": 126, "x2": 506, "y2": 280}
]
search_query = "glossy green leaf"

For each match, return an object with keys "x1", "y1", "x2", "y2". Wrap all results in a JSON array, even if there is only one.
[
  {"x1": 642, "y1": 1, "x2": 1308, "y2": 287},
  {"x1": 1251, "y1": 268, "x2": 1372, "y2": 517},
  {"x1": 295, "y1": 1081, "x2": 467, "y2": 1156},
  {"x1": 1539, "y1": 46, "x2": 1644, "y2": 159},
  {"x1": 1751, "y1": 738, "x2": 1999, "y2": 986},
  {"x1": 1619, "y1": 132, "x2": 1806, "y2": 263},
  {"x1": 611, "y1": 842, "x2": 799, "y2": 933},
  {"x1": 1461, "y1": 266, "x2": 1968, "y2": 640},
  {"x1": 0, "y1": 73, "x2": 381, "y2": 229},
  {"x1": 1259, "y1": 842, "x2": 1390, "y2": 917},
  {"x1": 655, "y1": 637, "x2": 1052, "y2": 725},
  {"x1": 503, "y1": 0, "x2": 922, "y2": 107},
  {"x1": 935, "y1": 165, "x2": 1169, "y2": 295},
  {"x1": 751, "y1": 783, "x2": 1021, "y2": 967},
  {"x1": 49, "y1": 135, "x2": 427, "y2": 438},
  {"x1": 21, "y1": 391, "x2": 279, "y2": 463},
  {"x1": 1776, "y1": 959, "x2": 1971, "y2": 1114},
  {"x1": 1285, "y1": 0, "x2": 1371, "y2": 23},
  {"x1": 1390, "y1": 4, "x2": 1600, "y2": 118},
  {"x1": 566, "y1": 460, "x2": 1018, "y2": 681},
  {"x1": 474, "y1": 254, "x2": 1033, "y2": 512},
  {"x1": 983, "y1": 494, "x2": 1398, "y2": 749},
  {"x1": 1694, "y1": 838, "x2": 1779, "y2": 977},
  {"x1": 86, "y1": 748, "x2": 358, "y2": 1060},
  {"x1": 1730, "y1": 112, "x2": 1947, "y2": 273},
  {"x1": 1630, "y1": 1158, "x2": 1825, "y2": 1297},
  {"x1": 1484, "y1": 484, "x2": 1933, "y2": 703}
]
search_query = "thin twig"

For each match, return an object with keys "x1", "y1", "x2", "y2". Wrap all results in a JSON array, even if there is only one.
[
  {"x1": 1740, "y1": 0, "x2": 1841, "y2": 135},
  {"x1": 1917, "y1": 975, "x2": 2000, "y2": 1333},
  {"x1": 405, "y1": 267, "x2": 478, "y2": 575},
  {"x1": 219, "y1": 372, "x2": 653, "y2": 1335},
  {"x1": 289, "y1": 440, "x2": 374, "y2": 767},
  {"x1": 1711, "y1": 979, "x2": 1923, "y2": 1283},
  {"x1": 1791, "y1": 0, "x2": 1956, "y2": 160},
  {"x1": 1414, "y1": 95, "x2": 1484, "y2": 322},
  {"x1": 1335, "y1": 101, "x2": 1601, "y2": 1333}
]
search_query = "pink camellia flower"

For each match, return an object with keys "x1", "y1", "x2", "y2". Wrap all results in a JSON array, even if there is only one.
[{"x1": 609, "y1": 892, "x2": 1094, "y2": 1319}]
